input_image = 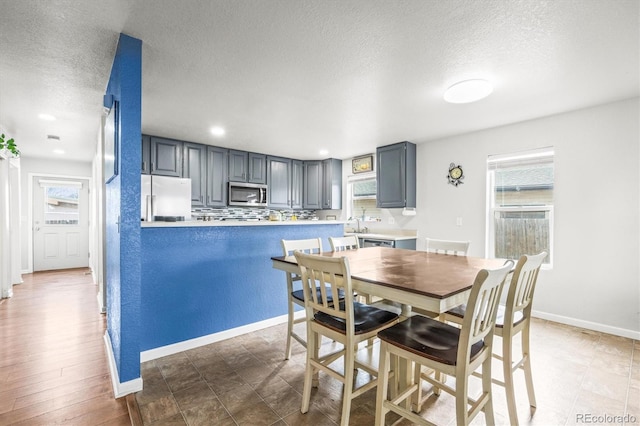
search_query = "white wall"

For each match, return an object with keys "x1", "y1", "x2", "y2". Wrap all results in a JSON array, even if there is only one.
[
  {"x1": 416, "y1": 98, "x2": 639, "y2": 338},
  {"x1": 19, "y1": 157, "x2": 92, "y2": 272}
]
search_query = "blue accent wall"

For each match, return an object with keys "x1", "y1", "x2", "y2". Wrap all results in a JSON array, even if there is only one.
[
  {"x1": 140, "y1": 224, "x2": 343, "y2": 350},
  {"x1": 105, "y1": 33, "x2": 142, "y2": 383}
]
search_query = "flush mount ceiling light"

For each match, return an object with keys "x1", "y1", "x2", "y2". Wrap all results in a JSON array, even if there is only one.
[
  {"x1": 210, "y1": 126, "x2": 225, "y2": 137},
  {"x1": 38, "y1": 113, "x2": 56, "y2": 121},
  {"x1": 319, "y1": 149, "x2": 329, "y2": 156},
  {"x1": 443, "y1": 79, "x2": 493, "y2": 104}
]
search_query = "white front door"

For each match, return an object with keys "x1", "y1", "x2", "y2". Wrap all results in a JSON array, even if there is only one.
[{"x1": 33, "y1": 177, "x2": 90, "y2": 271}]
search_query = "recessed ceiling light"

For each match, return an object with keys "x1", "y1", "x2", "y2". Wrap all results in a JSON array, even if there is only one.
[
  {"x1": 210, "y1": 126, "x2": 225, "y2": 137},
  {"x1": 319, "y1": 149, "x2": 329, "y2": 156},
  {"x1": 53, "y1": 149, "x2": 65, "y2": 154},
  {"x1": 443, "y1": 79, "x2": 493, "y2": 104},
  {"x1": 38, "y1": 113, "x2": 56, "y2": 121}
]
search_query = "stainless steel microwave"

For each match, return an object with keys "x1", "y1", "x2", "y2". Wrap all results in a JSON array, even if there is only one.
[{"x1": 228, "y1": 182, "x2": 268, "y2": 207}]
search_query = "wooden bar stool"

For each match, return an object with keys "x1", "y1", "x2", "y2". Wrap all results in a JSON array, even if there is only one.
[
  {"x1": 375, "y1": 261, "x2": 513, "y2": 426},
  {"x1": 443, "y1": 251, "x2": 547, "y2": 425},
  {"x1": 295, "y1": 251, "x2": 400, "y2": 426}
]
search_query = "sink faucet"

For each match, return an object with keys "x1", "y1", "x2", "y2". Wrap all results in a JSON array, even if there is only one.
[{"x1": 348, "y1": 217, "x2": 367, "y2": 233}]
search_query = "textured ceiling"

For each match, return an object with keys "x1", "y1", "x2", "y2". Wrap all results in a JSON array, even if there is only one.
[{"x1": 0, "y1": 0, "x2": 638, "y2": 162}]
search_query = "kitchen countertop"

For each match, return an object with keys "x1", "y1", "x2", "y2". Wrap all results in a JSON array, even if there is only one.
[
  {"x1": 344, "y1": 232, "x2": 417, "y2": 241},
  {"x1": 141, "y1": 219, "x2": 346, "y2": 228}
]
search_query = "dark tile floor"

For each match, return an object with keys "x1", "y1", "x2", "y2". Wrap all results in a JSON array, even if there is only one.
[{"x1": 136, "y1": 318, "x2": 639, "y2": 425}]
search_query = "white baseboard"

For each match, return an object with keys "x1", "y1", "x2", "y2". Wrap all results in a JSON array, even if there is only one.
[
  {"x1": 104, "y1": 331, "x2": 143, "y2": 398},
  {"x1": 141, "y1": 311, "x2": 304, "y2": 362},
  {"x1": 532, "y1": 310, "x2": 640, "y2": 340}
]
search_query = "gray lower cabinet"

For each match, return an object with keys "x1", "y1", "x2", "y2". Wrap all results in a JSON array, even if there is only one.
[
  {"x1": 206, "y1": 146, "x2": 228, "y2": 207},
  {"x1": 322, "y1": 158, "x2": 342, "y2": 209},
  {"x1": 183, "y1": 142, "x2": 207, "y2": 207},
  {"x1": 266, "y1": 156, "x2": 291, "y2": 209},
  {"x1": 141, "y1": 135, "x2": 151, "y2": 174},
  {"x1": 291, "y1": 160, "x2": 303, "y2": 209},
  {"x1": 376, "y1": 141, "x2": 416, "y2": 208},
  {"x1": 150, "y1": 136, "x2": 183, "y2": 177},
  {"x1": 303, "y1": 161, "x2": 322, "y2": 209}
]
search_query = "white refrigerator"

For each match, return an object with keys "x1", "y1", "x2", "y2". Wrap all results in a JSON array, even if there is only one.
[{"x1": 141, "y1": 175, "x2": 192, "y2": 222}]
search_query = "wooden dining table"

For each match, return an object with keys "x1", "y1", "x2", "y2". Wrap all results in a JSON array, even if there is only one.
[{"x1": 271, "y1": 246, "x2": 508, "y2": 316}]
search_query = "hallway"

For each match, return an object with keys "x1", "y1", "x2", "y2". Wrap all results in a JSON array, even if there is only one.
[{"x1": 0, "y1": 268, "x2": 130, "y2": 425}]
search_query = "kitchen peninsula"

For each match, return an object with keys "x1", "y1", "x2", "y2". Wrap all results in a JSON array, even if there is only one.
[{"x1": 139, "y1": 219, "x2": 343, "y2": 356}]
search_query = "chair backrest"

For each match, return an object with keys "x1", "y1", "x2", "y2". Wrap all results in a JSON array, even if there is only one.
[
  {"x1": 503, "y1": 251, "x2": 547, "y2": 329},
  {"x1": 281, "y1": 238, "x2": 323, "y2": 256},
  {"x1": 458, "y1": 261, "x2": 513, "y2": 366},
  {"x1": 294, "y1": 251, "x2": 355, "y2": 335},
  {"x1": 426, "y1": 238, "x2": 470, "y2": 256},
  {"x1": 329, "y1": 235, "x2": 359, "y2": 252}
]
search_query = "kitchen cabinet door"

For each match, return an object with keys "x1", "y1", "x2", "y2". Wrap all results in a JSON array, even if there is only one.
[
  {"x1": 247, "y1": 153, "x2": 266, "y2": 184},
  {"x1": 291, "y1": 160, "x2": 303, "y2": 209},
  {"x1": 303, "y1": 161, "x2": 322, "y2": 209},
  {"x1": 376, "y1": 141, "x2": 416, "y2": 208},
  {"x1": 267, "y1": 156, "x2": 291, "y2": 209},
  {"x1": 206, "y1": 146, "x2": 228, "y2": 207},
  {"x1": 228, "y1": 150, "x2": 248, "y2": 182},
  {"x1": 141, "y1": 135, "x2": 151, "y2": 174},
  {"x1": 322, "y1": 158, "x2": 342, "y2": 209},
  {"x1": 183, "y1": 142, "x2": 207, "y2": 207},
  {"x1": 150, "y1": 137, "x2": 183, "y2": 177},
  {"x1": 229, "y1": 151, "x2": 266, "y2": 184}
]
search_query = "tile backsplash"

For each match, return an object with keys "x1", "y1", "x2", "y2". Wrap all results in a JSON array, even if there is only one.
[{"x1": 192, "y1": 207, "x2": 319, "y2": 221}]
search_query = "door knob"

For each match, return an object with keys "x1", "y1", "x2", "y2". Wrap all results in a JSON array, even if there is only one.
[{"x1": 35, "y1": 226, "x2": 40, "y2": 231}]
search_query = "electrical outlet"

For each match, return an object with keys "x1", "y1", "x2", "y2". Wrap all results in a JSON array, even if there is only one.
[
  {"x1": 388, "y1": 217, "x2": 395, "y2": 225},
  {"x1": 456, "y1": 217, "x2": 463, "y2": 226}
]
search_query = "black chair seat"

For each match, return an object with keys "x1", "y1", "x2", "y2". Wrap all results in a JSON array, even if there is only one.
[
  {"x1": 377, "y1": 315, "x2": 485, "y2": 366},
  {"x1": 291, "y1": 287, "x2": 345, "y2": 303},
  {"x1": 315, "y1": 302, "x2": 399, "y2": 335},
  {"x1": 446, "y1": 304, "x2": 524, "y2": 328}
]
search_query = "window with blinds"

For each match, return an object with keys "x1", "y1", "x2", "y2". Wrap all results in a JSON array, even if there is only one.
[
  {"x1": 487, "y1": 147, "x2": 554, "y2": 265},
  {"x1": 347, "y1": 172, "x2": 381, "y2": 221}
]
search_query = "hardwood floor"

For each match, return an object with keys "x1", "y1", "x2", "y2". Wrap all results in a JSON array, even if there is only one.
[{"x1": 0, "y1": 268, "x2": 130, "y2": 425}]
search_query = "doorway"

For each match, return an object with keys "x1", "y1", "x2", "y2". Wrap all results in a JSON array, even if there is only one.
[{"x1": 31, "y1": 176, "x2": 90, "y2": 271}]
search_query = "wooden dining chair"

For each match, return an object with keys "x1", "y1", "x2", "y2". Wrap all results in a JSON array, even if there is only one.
[
  {"x1": 425, "y1": 237, "x2": 470, "y2": 255},
  {"x1": 328, "y1": 235, "x2": 360, "y2": 252},
  {"x1": 294, "y1": 251, "x2": 400, "y2": 426},
  {"x1": 412, "y1": 238, "x2": 471, "y2": 318},
  {"x1": 375, "y1": 261, "x2": 513, "y2": 426},
  {"x1": 443, "y1": 251, "x2": 547, "y2": 425},
  {"x1": 280, "y1": 238, "x2": 326, "y2": 360}
]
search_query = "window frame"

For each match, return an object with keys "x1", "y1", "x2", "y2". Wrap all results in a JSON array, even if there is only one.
[{"x1": 486, "y1": 148, "x2": 554, "y2": 268}]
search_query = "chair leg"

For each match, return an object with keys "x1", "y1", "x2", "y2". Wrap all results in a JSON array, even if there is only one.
[
  {"x1": 340, "y1": 342, "x2": 356, "y2": 426},
  {"x1": 502, "y1": 336, "x2": 519, "y2": 426},
  {"x1": 285, "y1": 298, "x2": 295, "y2": 360},
  {"x1": 455, "y1": 371, "x2": 470, "y2": 426},
  {"x1": 522, "y1": 326, "x2": 537, "y2": 413},
  {"x1": 482, "y1": 357, "x2": 496, "y2": 426},
  {"x1": 375, "y1": 341, "x2": 390, "y2": 426},
  {"x1": 301, "y1": 329, "x2": 317, "y2": 414}
]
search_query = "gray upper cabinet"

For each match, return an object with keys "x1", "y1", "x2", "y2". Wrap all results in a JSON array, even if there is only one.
[
  {"x1": 303, "y1": 161, "x2": 322, "y2": 209},
  {"x1": 322, "y1": 158, "x2": 342, "y2": 209},
  {"x1": 141, "y1": 135, "x2": 151, "y2": 174},
  {"x1": 150, "y1": 137, "x2": 183, "y2": 177},
  {"x1": 266, "y1": 156, "x2": 291, "y2": 209},
  {"x1": 376, "y1": 141, "x2": 416, "y2": 208},
  {"x1": 183, "y1": 143, "x2": 207, "y2": 207},
  {"x1": 291, "y1": 160, "x2": 303, "y2": 209},
  {"x1": 206, "y1": 146, "x2": 228, "y2": 207},
  {"x1": 229, "y1": 150, "x2": 266, "y2": 184}
]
